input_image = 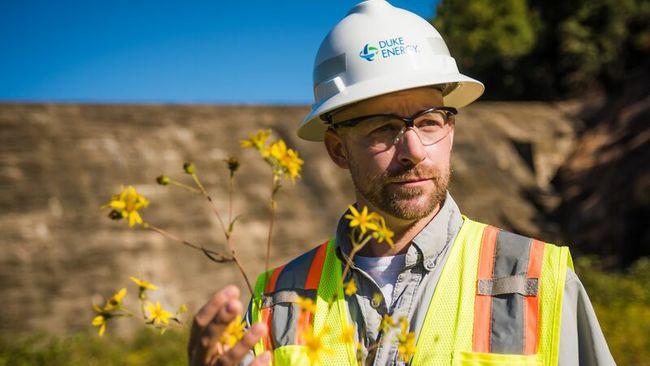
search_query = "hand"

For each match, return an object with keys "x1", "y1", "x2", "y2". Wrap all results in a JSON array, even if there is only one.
[{"x1": 188, "y1": 285, "x2": 271, "y2": 366}]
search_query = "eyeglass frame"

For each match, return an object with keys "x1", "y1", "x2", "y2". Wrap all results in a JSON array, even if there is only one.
[{"x1": 321, "y1": 106, "x2": 458, "y2": 148}]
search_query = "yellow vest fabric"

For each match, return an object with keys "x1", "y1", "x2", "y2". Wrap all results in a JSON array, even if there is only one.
[{"x1": 251, "y1": 218, "x2": 573, "y2": 365}]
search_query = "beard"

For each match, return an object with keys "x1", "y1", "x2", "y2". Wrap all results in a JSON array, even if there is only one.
[{"x1": 348, "y1": 156, "x2": 450, "y2": 220}]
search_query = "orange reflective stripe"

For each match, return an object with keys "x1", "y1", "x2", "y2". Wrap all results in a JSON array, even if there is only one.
[
  {"x1": 305, "y1": 242, "x2": 328, "y2": 290},
  {"x1": 295, "y1": 242, "x2": 326, "y2": 344},
  {"x1": 473, "y1": 225, "x2": 499, "y2": 353},
  {"x1": 264, "y1": 265, "x2": 285, "y2": 294},
  {"x1": 261, "y1": 265, "x2": 284, "y2": 351},
  {"x1": 524, "y1": 240, "x2": 545, "y2": 354},
  {"x1": 295, "y1": 309, "x2": 313, "y2": 345},
  {"x1": 260, "y1": 307, "x2": 273, "y2": 350}
]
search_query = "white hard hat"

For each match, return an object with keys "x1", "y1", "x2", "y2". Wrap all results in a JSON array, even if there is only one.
[{"x1": 298, "y1": 0, "x2": 485, "y2": 141}]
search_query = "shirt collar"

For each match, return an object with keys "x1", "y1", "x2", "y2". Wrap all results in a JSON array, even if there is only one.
[{"x1": 335, "y1": 191, "x2": 463, "y2": 271}]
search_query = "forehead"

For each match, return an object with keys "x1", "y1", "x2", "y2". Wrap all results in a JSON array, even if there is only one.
[{"x1": 331, "y1": 86, "x2": 444, "y2": 122}]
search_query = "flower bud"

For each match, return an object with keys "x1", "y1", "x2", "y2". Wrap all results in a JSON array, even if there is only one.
[
  {"x1": 156, "y1": 175, "x2": 170, "y2": 185},
  {"x1": 183, "y1": 162, "x2": 196, "y2": 174},
  {"x1": 108, "y1": 210, "x2": 123, "y2": 220},
  {"x1": 225, "y1": 157, "x2": 240, "y2": 175}
]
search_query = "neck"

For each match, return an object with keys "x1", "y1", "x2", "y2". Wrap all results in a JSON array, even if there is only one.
[{"x1": 355, "y1": 196, "x2": 442, "y2": 257}]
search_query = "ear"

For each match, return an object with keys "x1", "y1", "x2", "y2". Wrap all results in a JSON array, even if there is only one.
[{"x1": 324, "y1": 128, "x2": 350, "y2": 169}]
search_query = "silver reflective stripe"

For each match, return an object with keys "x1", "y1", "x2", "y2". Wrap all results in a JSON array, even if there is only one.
[
  {"x1": 427, "y1": 37, "x2": 451, "y2": 56},
  {"x1": 477, "y1": 276, "x2": 539, "y2": 296},
  {"x1": 488, "y1": 230, "x2": 534, "y2": 354},
  {"x1": 313, "y1": 53, "x2": 346, "y2": 85},
  {"x1": 261, "y1": 289, "x2": 317, "y2": 308}
]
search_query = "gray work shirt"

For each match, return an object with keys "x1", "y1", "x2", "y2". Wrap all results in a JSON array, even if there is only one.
[{"x1": 243, "y1": 192, "x2": 616, "y2": 365}]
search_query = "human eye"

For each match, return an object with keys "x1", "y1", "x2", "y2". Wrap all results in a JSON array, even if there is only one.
[
  {"x1": 365, "y1": 118, "x2": 400, "y2": 135},
  {"x1": 417, "y1": 112, "x2": 446, "y2": 130}
]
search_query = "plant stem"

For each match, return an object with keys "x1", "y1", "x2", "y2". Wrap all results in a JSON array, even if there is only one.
[
  {"x1": 138, "y1": 297, "x2": 147, "y2": 320},
  {"x1": 225, "y1": 172, "x2": 253, "y2": 296},
  {"x1": 190, "y1": 173, "x2": 229, "y2": 240},
  {"x1": 146, "y1": 224, "x2": 231, "y2": 262},
  {"x1": 340, "y1": 235, "x2": 372, "y2": 285},
  {"x1": 147, "y1": 223, "x2": 252, "y2": 294},
  {"x1": 228, "y1": 174, "x2": 234, "y2": 227},
  {"x1": 233, "y1": 255, "x2": 253, "y2": 296},
  {"x1": 169, "y1": 179, "x2": 201, "y2": 194},
  {"x1": 264, "y1": 175, "x2": 279, "y2": 280}
]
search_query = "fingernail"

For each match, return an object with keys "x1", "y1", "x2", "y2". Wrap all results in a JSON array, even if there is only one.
[
  {"x1": 259, "y1": 352, "x2": 271, "y2": 362},
  {"x1": 224, "y1": 286, "x2": 238, "y2": 297},
  {"x1": 226, "y1": 300, "x2": 237, "y2": 313}
]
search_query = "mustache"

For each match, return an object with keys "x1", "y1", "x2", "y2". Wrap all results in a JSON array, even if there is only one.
[{"x1": 383, "y1": 166, "x2": 439, "y2": 182}]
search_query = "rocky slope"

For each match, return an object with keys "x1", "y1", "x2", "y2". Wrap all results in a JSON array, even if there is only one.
[{"x1": 0, "y1": 101, "x2": 595, "y2": 334}]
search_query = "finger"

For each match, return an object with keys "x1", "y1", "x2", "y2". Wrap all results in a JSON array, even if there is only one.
[
  {"x1": 195, "y1": 286, "x2": 240, "y2": 329},
  {"x1": 203, "y1": 299, "x2": 245, "y2": 363},
  {"x1": 211, "y1": 298, "x2": 244, "y2": 330},
  {"x1": 216, "y1": 322, "x2": 268, "y2": 365},
  {"x1": 188, "y1": 285, "x2": 240, "y2": 363},
  {"x1": 249, "y1": 351, "x2": 272, "y2": 366}
]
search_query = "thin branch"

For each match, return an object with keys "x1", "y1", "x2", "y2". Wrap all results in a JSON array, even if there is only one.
[
  {"x1": 264, "y1": 175, "x2": 280, "y2": 280},
  {"x1": 190, "y1": 173, "x2": 229, "y2": 240},
  {"x1": 224, "y1": 172, "x2": 253, "y2": 296},
  {"x1": 168, "y1": 179, "x2": 201, "y2": 194},
  {"x1": 146, "y1": 224, "x2": 231, "y2": 262},
  {"x1": 340, "y1": 234, "x2": 372, "y2": 285},
  {"x1": 228, "y1": 174, "x2": 234, "y2": 227}
]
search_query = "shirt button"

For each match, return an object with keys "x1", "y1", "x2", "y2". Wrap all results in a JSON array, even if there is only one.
[{"x1": 424, "y1": 260, "x2": 435, "y2": 270}]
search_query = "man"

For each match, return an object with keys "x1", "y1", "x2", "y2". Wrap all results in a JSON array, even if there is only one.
[{"x1": 188, "y1": 1, "x2": 615, "y2": 365}]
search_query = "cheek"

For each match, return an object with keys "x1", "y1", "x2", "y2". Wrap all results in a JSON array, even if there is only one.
[{"x1": 347, "y1": 144, "x2": 392, "y2": 171}]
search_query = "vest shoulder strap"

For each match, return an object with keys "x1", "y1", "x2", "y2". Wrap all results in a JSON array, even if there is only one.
[
  {"x1": 474, "y1": 226, "x2": 551, "y2": 355},
  {"x1": 413, "y1": 218, "x2": 573, "y2": 366},
  {"x1": 252, "y1": 240, "x2": 329, "y2": 354}
]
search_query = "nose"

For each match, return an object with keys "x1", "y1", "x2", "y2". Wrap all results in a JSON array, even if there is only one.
[{"x1": 395, "y1": 128, "x2": 427, "y2": 167}]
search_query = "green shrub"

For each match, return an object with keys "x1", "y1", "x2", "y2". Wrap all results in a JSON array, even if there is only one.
[
  {"x1": 575, "y1": 256, "x2": 650, "y2": 365},
  {"x1": 0, "y1": 328, "x2": 187, "y2": 366},
  {"x1": 1, "y1": 258, "x2": 647, "y2": 364}
]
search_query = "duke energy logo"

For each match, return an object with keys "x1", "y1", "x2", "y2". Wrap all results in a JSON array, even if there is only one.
[
  {"x1": 359, "y1": 44, "x2": 379, "y2": 61},
  {"x1": 359, "y1": 37, "x2": 420, "y2": 62}
]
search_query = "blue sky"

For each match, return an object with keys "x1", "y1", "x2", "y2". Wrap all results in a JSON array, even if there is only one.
[{"x1": 0, "y1": 1, "x2": 439, "y2": 104}]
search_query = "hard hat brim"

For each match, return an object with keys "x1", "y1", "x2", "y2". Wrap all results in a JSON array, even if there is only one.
[{"x1": 298, "y1": 71, "x2": 484, "y2": 142}]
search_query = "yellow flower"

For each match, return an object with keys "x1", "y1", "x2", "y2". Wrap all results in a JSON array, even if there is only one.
[
  {"x1": 345, "y1": 205, "x2": 379, "y2": 235},
  {"x1": 280, "y1": 147, "x2": 304, "y2": 180},
  {"x1": 396, "y1": 316, "x2": 416, "y2": 361},
  {"x1": 296, "y1": 296, "x2": 317, "y2": 314},
  {"x1": 268, "y1": 140, "x2": 304, "y2": 181},
  {"x1": 240, "y1": 129, "x2": 271, "y2": 150},
  {"x1": 146, "y1": 301, "x2": 173, "y2": 326},
  {"x1": 340, "y1": 324, "x2": 355, "y2": 344},
  {"x1": 301, "y1": 325, "x2": 333, "y2": 365},
  {"x1": 129, "y1": 276, "x2": 158, "y2": 291},
  {"x1": 103, "y1": 288, "x2": 127, "y2": 312},
  {"x1": 397, "y1": 331, "x2": 416, "y2": 362},
  {"x1": 92, "y1": 315, "x2": 108, "y2": 336},
  {"x1": 371, "y1": 292, "x2": 384, "y2": 309},
  {"x1": 177, "y1": 304, "x2": 188, "y2": 315},
  {"x1": 371, "y1": 216, "x2": 395, "y2": 247},
  {"x1": 380, "y1": 314, "x2": 395, "y2": 333},
  {"x1": 268, "y1": 139, "x2": 287, "y2": 161},
  {"x1": 103, "y1": 186, "x2": 149, "y2": 227},
  {"x1": 344, "y1": 279, "x2": 358, "y2": 296},
  {"x1": 219, "y1": 315, "x2": 246, "y2": 348}
]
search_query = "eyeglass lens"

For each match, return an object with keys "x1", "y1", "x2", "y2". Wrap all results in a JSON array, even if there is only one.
[{"x1": 363, "y1": 111, "x2": 452, "y2": 152}]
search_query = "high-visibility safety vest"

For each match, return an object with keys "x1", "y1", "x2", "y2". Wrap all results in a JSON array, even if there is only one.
[{"x1": 251, "y1": 217, "x2": 574, "y2": 365}]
